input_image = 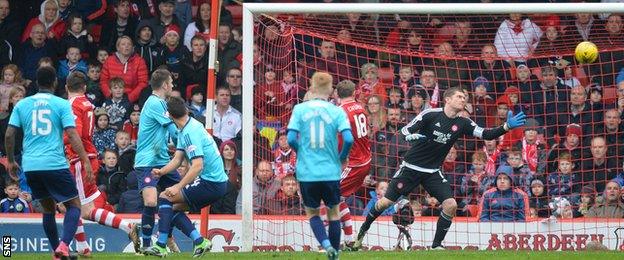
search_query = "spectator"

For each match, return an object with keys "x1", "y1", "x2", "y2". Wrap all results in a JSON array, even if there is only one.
[
  {"x1": 96, "y1": 149, "x2": 126, "y2": 206},
  {"x1": 17, "y1": 23, "x2": 57, "y2": 83},
  {"x1": 160, "y1": 24, "x2": 187, "y2": 89},
  {"x1": 494, "y1": 13, "x2": 542, "y2": 63},
  {"x1": 213, "y1": 86, "x2": 241, "y2": 145},
  {"x1": 137, "y1": 0, "x2": 181, "y2": 43},
  {"x1": 0, "y1": 180, "x2": 29, "y2": 213},
  {"x1": 211, "y1": 140, "x2": 240, "y2": 214},
  {"x1": 363, "y1": 181, "x2": 395, "y2": 216},
  {"x1": 0, "y1": 85, "x2": 24, "y2": 159},
  {"x1": 547, "y1": 152, "x2": 579, "y2": 198},
  {"x1": 556, "y1": 86, "x2": 599, "y2": 140},
  {"x1": 458, "y1": 151, "x2": 491, "y2": 214},
  {"x1": 187, "y1": 86, "x2": 205, "y2": 119},
  {"x1": 592, "y1": 109, "x2": 624, "y2": 166},
  {"x1": 96, "y1": 47, "x2": 108, "y2": 64},
  {"x1": 356, "y1": 63, "x2": 388, "y2": 104},
  {"x1": 374, "y1": 107, "x2": 408, "y2": 179},
  {"x1": 183, "y1": 2, "x2": 211, "y2": 51},
  {"x1": 528, "y1": 178, "x2": 549, "y2": 218},
  {"x1": 231, "y1": 26, "x2": 241, "y2": 44},
  {"x1": 418, "y1": 69, "x2": 444, "y2": 108},
  {"x1": 280, "y1": 70, "x2": 299, "y2": 111},
  {"x1": 255, "y1": 68, "x2": 288, "y2": 124},
  {"x1": 517, "y1": 118, "x2": 548, "y2": 174},
  {"x1": 493, "y1": 96, "x2": 523, "y2": 149},
  {"x1": 85, "y1": 61, "x2": 104, "y2": 107},
  {"x1": 450, "y1": 19, "x2": 481, "y2": 55},
  {"x1": 0, "y1": 0, "x2": 20, "y2": 60},
  {"x1": 479, "y1": 166, "x2": 529, "y2": 222},
  {"x1": 21, "y1": 0, "x2": 66, "y2": 43},
  {"x1": 534, "y1": 16, "x2": 566, "y2": 55},
  {"x1": 564, "y1": 13, "x2": 600, "y2": 43},
  {"x1": 174, "y1": 0, "x2": 191, "y2": 30},
  {"x1": 424, "y1": 42, "x2": 469, "y2": 89},
  {"x1": 117, "y1": 171, "x2": 143, "y2": 213},
  {"x1": 581, "y1": 136, "x2": 618, "y2": 193},
  {"x1": 57, "y1": 46, "x2": 87, "y2": 95},
  {"x1": 103, "y1": 77, "x2": 132, "y2": 129},
  {"x1": 57, "y1": 0, "x2": 73, "y2": 21},
  {"x1": 0, "y1": 65, "x2": 24, "y2": 111},
  {"x1": 394, "y1": 66, "x2": 418, "y2": 99},
  {"x1": 405, "y1": 86, "x2": 430, "y2": 122},
  {"x1": 58, "y1": 14, "x2": 92, "y2": 58},
  {"x1": 514, "y1": 64, "x2": 541, "y2": 105},
  {"x1": 550, "y1": 197, "x2": 574, "y2": 219},
  {"x1": 265, "y1": 174, "x2": 304, "y2": 215},
  {"x1": 546, "y1": 123, "x2": 585, "y2": 173},
  {"x1": 273, "y1": 130, "x2": 296, "y2": 180},
  {"x1": 100, "y1": 36, "x2": 149, "y2": 103},
  {"x1": 596, "y1": 14, "x2": 624, "y2": 49},
  {"x1": 225, "y1": 68, "x2": 242, "y2": 112},
  {"x1": 179, "y1": 36, "x2": 208, "y2": 96},
  {"x1": 93, "y1": 108, "x2": 117, "y2": 155},
  {"x1": 587, "y1": 84, "x2": 604, "y2": 113},
  {"x1": 100, "y1": 0, "x2": 137, "y2": 53},
  {"x1": 136, "y1": 26, "x2": 162, "y2": 74},
  {"x1": 504, "y1": 147, "x2": 534, "y2": 193},
  {"x1": 122, "y1": 104, "x2": 140, "y2": 145},
  {"x1": 386, "y1": 87, "x2": 405, "y2": 109},
  {"x1": 471, "y1": 76, "x2": 496, "y2": 127},
  {"x1": 504, "y1": 86, "x2": 531, "y2": 116},
  {"x1": 471, "y1": 44, "x2": 512, "y2": 95},
  {"x1": 586, "y1": 181, "x2": 624, "y2": 218},
  {"x1": 217, "y1": 23, "x2": 241, "y2": 82},
  {"x1": 115, "y1": 130, "x2": 135, "y2": 174},
  {"x1": 249, "y1": 160, "x2": 281, "y2": 214},
  {"x1": 303, "y1": 40, "x2": 353, "y2": 90},
  {"x1": 366, "y1": 95, "x2": 386, "y2": 137},
  {"x1": 532, "y1": 66, "x2": 568, "y2": 140},
  {"x1": 442, "y1": 145, "x2": 465, "y2": 194}
]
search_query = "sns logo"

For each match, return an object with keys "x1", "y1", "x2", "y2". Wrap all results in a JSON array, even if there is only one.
[{"x1": 2, "y1": 235, "x2": 11, "y2": 257}]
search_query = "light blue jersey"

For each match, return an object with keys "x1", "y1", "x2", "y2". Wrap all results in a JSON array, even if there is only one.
[
  {"x1": 287, "y1": 99, "x2": 351, "y2": 182},
  {"x1": 135, "y1": 95, "x2": 177, "y2": 168},
  {"x1": 8, "y1": 92, "x2": 75, "y2": 172},
  {"x1": 176, "y1": 117, "x2": 228, "y2": 183}
]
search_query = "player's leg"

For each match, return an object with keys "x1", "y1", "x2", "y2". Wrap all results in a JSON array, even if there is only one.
[
  {"x1": 25, "y1": 172, "x2": 60, "y2": 253},
  {"x1": 66, "y1": 160, "x2": 92, "y2": 256},
  {"x1": 43, "y1": 169, "x2": 82, "y2": 258},
  {"x1": 321, "y1": 181, "x2": 342, "y2": 260},
  {"x1": 158, "y1": 171, "x2": 184, "y2": 253},
  {"x1": 300, "y1": 181, "x2": 335, "y2": 253},
  {"x1": 339, "y1": 164, "x2": 370, "y2": 247},
  {"x1": 137, "y1": 167, "x2": 160, "y2": 249},
  {"x1": 355, "y1": 166, "x2": 420, "y2": 248},
  {"x1": 421, "y1": 170, "x2": 456, "y2": 249}
]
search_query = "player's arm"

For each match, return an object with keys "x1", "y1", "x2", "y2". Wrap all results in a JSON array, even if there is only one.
[
  {"x1": 401, "y1": 109, "x2": 430, "y2": 140},
  {"x1": 4, "y1": 125, "x2": 19, "y2": 180},
  {"x1": 467, "y1": 111, "x2": 526, "y2": 140},
  {"x1": 287, "y1": 130, "x2": 298, "y2": 151},
  {"x1": 286, "y1": 106, "x2": 301, "y2": 151},
  {"x1": 177, "y1": 157, "x2": 203, "y2": 187},
  {"x1": 156, "y1": 150, "x2": 185, "y2": 175},
  {"x1": 66, "y1": 128, "x2": 94, "y2": 182},
  {"x1": 339, "y1": 129, "x2": 353, "y2": 163}
]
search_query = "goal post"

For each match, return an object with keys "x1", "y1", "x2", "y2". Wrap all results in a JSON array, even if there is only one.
[{"x1": 240, "y1": 2, "x2": 624, "y2": 253}]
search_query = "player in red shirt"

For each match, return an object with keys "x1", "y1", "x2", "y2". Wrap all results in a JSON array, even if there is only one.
[
  {"x1": 336, "y1": 80, "x2": 372, "y2": 249},
  {"x1": 63, "y1": 72, "x2": 140, "y2": 255}
]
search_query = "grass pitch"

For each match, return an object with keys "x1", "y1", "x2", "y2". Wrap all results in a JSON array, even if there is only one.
[{"x1": 8, "y1": 251, "x2": 622, "y2": 259}]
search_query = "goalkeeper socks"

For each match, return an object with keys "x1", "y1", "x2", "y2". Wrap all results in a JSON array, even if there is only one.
[
  {"x1": 142, "y1": 206, "x2": 157, "y2": 247},
  {"x1": 328, "y1": 220, "x2": 341, "y2": 250},
  {"x1": 432, "y1": 211, "x2": 453, "y2": 248},
  {"x1": 172, "y1": 211, "x2": 203, "y2": 245},
  {"x1": 339, "y1": 202, "x2": 353, "y2": 243},
  {"x1": 358, "y1": 204, "x2": 384, "y2": 241},
  {"x1": 43, "y1": 213, "x2": 60, "y2": 250},
  {"x1": 156, "y1": 200, "x2": 173, "y2": 248},
  {"x1": 61, "y1": 205, "x2": 81, "y2": 245},
  {"x1": 309, "y1": 216, "x2": 331, "y2": 250}
]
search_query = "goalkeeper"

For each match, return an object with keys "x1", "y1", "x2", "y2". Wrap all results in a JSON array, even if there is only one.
[{"x1": 354, "y1": 87, "x2": 526, "y2": 250}]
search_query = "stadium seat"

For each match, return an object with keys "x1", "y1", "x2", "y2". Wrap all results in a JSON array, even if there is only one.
[
  {"x1": 226, "y1": 5, "x2": 242, "y2": 26},
  {"x1": 602, "y1": 86, "x2": 617, "y2": 104},
  {"x1": 378, "y1": 67, "x2": 394, "y2": 84}
]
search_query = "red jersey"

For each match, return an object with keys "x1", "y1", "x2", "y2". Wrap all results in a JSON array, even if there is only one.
[
  {"x1": 64, "y1": 95, "x2": 98, "y2": 161},
  {"x1": 340, "y1": 100, "x2": 371, "y2": 167}
]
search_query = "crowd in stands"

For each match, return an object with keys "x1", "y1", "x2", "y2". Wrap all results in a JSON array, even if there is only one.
[{"x1": 0, "y1": 0, "x2": 623, "y2": 223}]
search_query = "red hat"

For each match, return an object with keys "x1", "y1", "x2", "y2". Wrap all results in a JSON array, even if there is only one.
[
  {"x1": 164, "y1": 24, "x2": 181, "y2": 37},
  {"x1": 544, "y1": 15, "x2": 561, "y2": 28},
  {"x1": 496, "y1": 95, "x2": 511, "y2": 107},
  {"x1": 566, "y1": 124, "x2": 582, "y2": 137}
]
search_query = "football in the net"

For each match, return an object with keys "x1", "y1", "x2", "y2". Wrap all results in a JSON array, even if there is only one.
[{"x1": 574, "y1": 41, "x2": 598, "y2": 64}]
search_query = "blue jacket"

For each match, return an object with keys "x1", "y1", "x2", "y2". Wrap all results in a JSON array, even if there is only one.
[
  {"x1": 362, "y1": 191, "x2": 396, "y2": 217},
  {"x1": 479, "y1": 187, "x2": 528, "y2": 222},
  {"x1": 57, "y1": 59, "x2": 88, "y2": 82},
  {"x1": 0, "y1": 197, "x2": 30, "y2": 213},
  {"x1": 547, "y1": 172, "x2": 577, "y2": 197}
]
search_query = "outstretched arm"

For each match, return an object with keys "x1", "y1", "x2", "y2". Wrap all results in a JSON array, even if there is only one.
[{"x1": 471, "y1": 111, "x2": 527, "y2": 140}]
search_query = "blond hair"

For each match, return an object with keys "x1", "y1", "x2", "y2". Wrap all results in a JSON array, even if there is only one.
[{"x1": 309, "y1": 72, "x2": 333, "y2": 98}]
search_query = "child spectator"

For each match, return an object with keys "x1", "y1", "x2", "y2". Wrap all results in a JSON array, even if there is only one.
[
  {"x1": 394, "y1": 66, "x2": 417, "y2": 99},
  {"x1": 363, "y1": 181, "x2": 395, "y2": 216},
  {"x1": 86, "y1": 61, "x2": 105, "y2": 107},
  {"x1": 57, "y1": 0, "x2": 73, "y2": 21},
  {"x1": 122, "y1": 104, "x2": 140, "y2": 145},
  {"x1": 117, "y1": 171, "x2": 143, "y2": 213},
  {"x1": 504, "y1": 86, "x2": 531, "y2": 115},
  {"x1": 405, "y1": 86, "x2": 430, "y2": 122},
  {"x1": 528, "y1": 178, "x2": 550, "y2": 218},
  {"x1": 587, "y1": 84, "x2": 604, "y2": 112},
  {"x1": 59, "y1": 14, "x2": 92, "y2": 57},
  {"x1": 459, "y1": 151, "x2": 492, "y2": 215},
  {"x1": 471, "y1": 76, "x2": 496, "y2": 127},
  {"x1": 386, "y1": 87, "x2": 405, "y2": 109},
  {"x1": 280, "y1": 70, "x2": 299, "y2": 109},
  {"x1": 0, "y1": 180, "x2": 30, "y2": 213},
  {"x1": 57, "y1": 46, "x2": 88, "y2": 94},
  {"x1": 547, "y1": 152, "x2": 578, "y2": 198},
  {"x1": 505, "y1": 147, "x2": 534, "y2": 192},
  {"x1": 0, "y1": 64, "x2": 24, "y2": 111},
  {"x1": 161, "y1": 24, "x2": 187, "y2": 89},
  {"x1": 96, "y1": 48, "x2": 109, "y2": 64},
  {"x1": 93, "y1": 108, "x2": 117, "y2": 155},
  {"x1": 273, "y1": 130, "x2": 296, "y2": 180},
  {"x1": 549, "y1": 197, "x2": 574, "y2": 219},
  {"x1": 479, "y1": 166, "x2": 529, "y2": 222},
  {"x1": 265, "y1": 174, "x2": 304, "y2": 215},
  {"x1": 103, "y1": 77, "x2": 132, "y2": 129},
  {"x1": 115, "y1": 130, "x2": 136, "y2": 174},
  {"x1": 559, "y1": 59, "x2": 581, "y2": 89},
  {"x1": 96, "y1": 149, "x2": 126, "y2": 206},
  {"x1": 575, "y1": 185, "x2": 596, "y2": 217},
  {"x1": 187, "y1": 86, "x2": 206, "y2": 118},
  {"x1": 518, "y1": 118, "x2": 548, "y2": 174}
]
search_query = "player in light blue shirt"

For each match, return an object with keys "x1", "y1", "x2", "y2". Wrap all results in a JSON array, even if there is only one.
[
  {"x1": 287, "y1": 72, "x2": 353, "y2": 260},
  {"x1": 146, "y1": 97, "x2": 225, "y2": 257},
  {"x1": 4, "y1": 67, "x2": 93, "y2": 258},
  {"x1": 133, "y1": 69, "x2": 182, "y2": 249}
]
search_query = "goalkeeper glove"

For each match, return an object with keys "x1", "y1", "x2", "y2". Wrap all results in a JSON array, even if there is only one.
[
  {"x1": 405, "y1": 133, "x2": 426, "y2": 142},
  {"x1": 505, "y1": 111, "x2": 527, "y2": 130}
]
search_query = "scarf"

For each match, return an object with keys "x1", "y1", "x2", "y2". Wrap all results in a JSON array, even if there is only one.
[
  {"x1": 483, "y1": 146, "x2": 500, "y2": 176},
  {"x1": 522, "y1": 138, "x2": 539, "y2": 172},
  {"x1": 429, "y1": 83, "x2": 440, "y2": 108},
  {"x1": 507, "y1": 20, "x2": 523, "y2": 35}
]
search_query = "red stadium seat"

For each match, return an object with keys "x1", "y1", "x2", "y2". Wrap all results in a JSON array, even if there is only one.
[
  {"x1": 603, "y1": 87, "x2": 618, "y2": 104},
  {"x1": 226, "y1": 5, "x2": 242, "y2": 26},
  {"x1": 378, "y1": 67, "x2": 394, "y2": 84}
]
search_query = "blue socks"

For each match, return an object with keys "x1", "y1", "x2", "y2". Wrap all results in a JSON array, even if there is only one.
[
  {"x1": 309, "y1": 216, "x2": 331, "y2": 250},
  {"x1": 61, "y1": 206, "x2": 80, "y2": 245},
  {"x1": 42, "y1": 213, "x2": 59, "y2": 250},
  {"x1": 142, "y1": 206, "x2": 157, "y2": 247},
  {"x1": 328, "y1": 220, "x2": 341, "y2": 250},
  {"x1": 156, "y1": 200, "x2": 173, "y2": 248},
  {"x1": 172, "y1": 211, "x2": 203, "y2": 245}
]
